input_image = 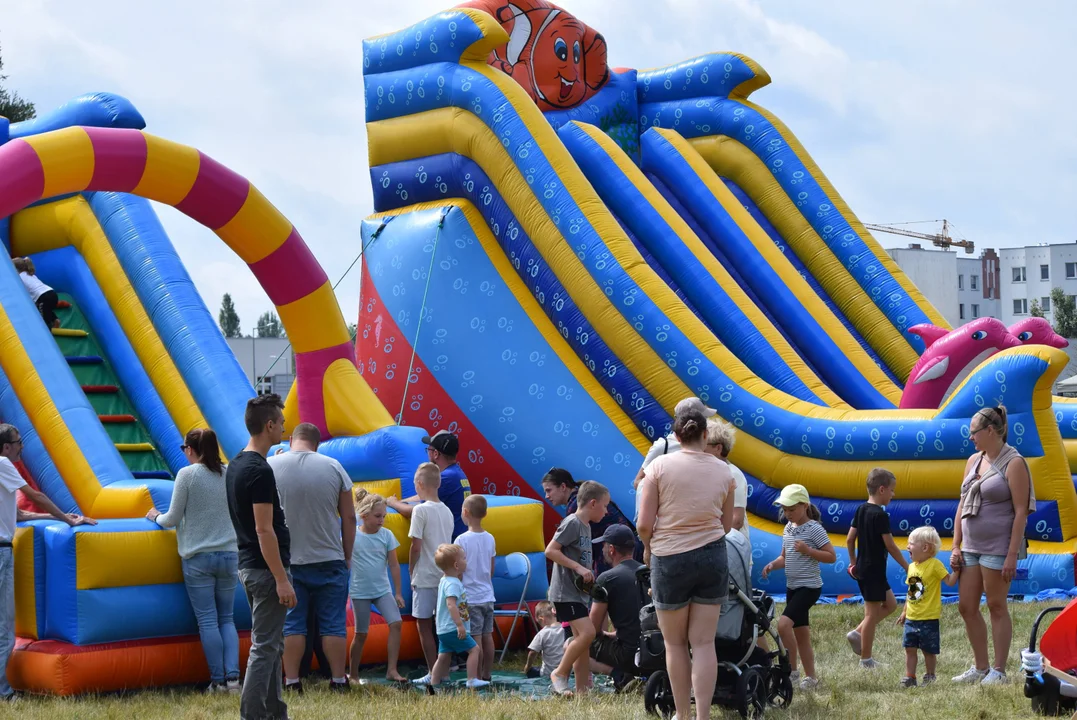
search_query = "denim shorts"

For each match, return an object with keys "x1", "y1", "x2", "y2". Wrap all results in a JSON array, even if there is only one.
[
  {"x1": 468, "y1": 602, "x2": 495, "y2": 636},
  {"x1": 903, "y1": 618, "x2": 941, "y2": 655},
  {"x1": 650, "y1": 537, "x2": 728, "y2": 611},
  {"x1": 284, "y1": 560, "x2": 349, "y2": 637},
  {"x1": 438, "y1": 631, "x2": 477, "y2": 654},
  {"x1": 962, "y1": 552, "x2": 1006, "y2": 571}
]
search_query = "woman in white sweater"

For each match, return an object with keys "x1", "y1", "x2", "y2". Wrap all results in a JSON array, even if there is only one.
[{"x1": 148, "y1": 428, "x2": 240, "y2": 692}]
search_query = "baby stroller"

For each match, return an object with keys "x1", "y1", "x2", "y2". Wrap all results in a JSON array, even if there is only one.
[
  {"x1": 638, "y1": 530, "x2": 793, "y2": 718},
  {"x1": 1024, "y1": 600, "x2": 1077, "y2": 717}
]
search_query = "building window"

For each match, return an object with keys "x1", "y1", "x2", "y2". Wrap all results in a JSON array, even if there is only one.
[
  {"x1": 958, "y1": 275, "x2": 964, "y2": 290},
  {"x1": 1013, "y1": 266, "x2": 1026, "y2": 283},
  {"x1": 972, "y1": 304, "x2": 980, "y2": 318},
  {"x1": 1014, "y1": 298, "x2": 1028, "y2": 315},
  {"x1": 971, "y1": 274, "x2": 979, "y2": 290},
  {"x1": 1067, "y1": 262, "x2": 1077, "y2": 279},
  {"x1": 959, "y1": 304, "x2": 965, "y2": 320},
  {"x1": 1043, "y1": 296, "x2": 1052, "y2": 312},
  {"x1": 1041, "y1": 264, "x2": 1050, "y2": 280}
]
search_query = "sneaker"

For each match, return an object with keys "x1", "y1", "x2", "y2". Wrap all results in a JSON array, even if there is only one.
[
  {"x1": 846, "y1": 630, "x2": 862, "y2": 656},
  {"x1": 466, "y1": 678, "x2": 491, "y2": 690},
  {"x1": 329, "y1": 680, "x2": 349, "y2": 692},
  {"x1": 283, "y1": 681, "x2": 303, "y2": 694},
  {"x1": 412, "y1": 674, "x2": 433, "y2": 686},
  {"x1": 922, "y1": 674, "x2": 936, "y2": 686},
  {"x1": 952, "y1": 666, "x2": 989, "y2": 684},
  {"x1": 799, "y1": 676, "x2": 819, "y2": 691},
  {"x1": 207, "y1": 682, "x2": 228, "y2": 694},
  {"x1": 981, "y1": 668, "x2": 1008, "y2": 686},
  {"x1": 900, "y1": 676, "x2": 917, "y2": 689},
  {"x1": 859, "y1": 658, "x2": 882, "y2": 670}
]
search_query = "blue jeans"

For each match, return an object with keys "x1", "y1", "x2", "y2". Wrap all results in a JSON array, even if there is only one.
[
  {"x1": 284, "y1": 561, "x2": 349, "y2": 638},
  {"x1": 0, "y1": 548, "x2": 14, "y2": 698},
  {"x1": 183, "y1": 551, "x2": 241, "y2": 684}
]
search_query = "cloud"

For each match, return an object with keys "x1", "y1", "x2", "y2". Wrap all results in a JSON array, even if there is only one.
[{"x1": 5, "y1": 0, "x2": 1077, "y2": 333}]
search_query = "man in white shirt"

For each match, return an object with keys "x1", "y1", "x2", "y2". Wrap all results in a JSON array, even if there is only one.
[
  {"x1": 632, "y1": 397, "x2": 717, "y2": 521},
  {"x1": 0, "y1": 423, "x2": 95, "y2": 699}
]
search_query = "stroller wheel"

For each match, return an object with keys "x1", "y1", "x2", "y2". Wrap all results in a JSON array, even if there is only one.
[
  {"x1": 736, "y1": 666, "x2": 767, "y2": 718},
  {"x1": 767, "y1": 665, "x2": 794, "y2": 709},
  {"x1": 643, "y1": 670, "x2": 675, "y2": 718}
]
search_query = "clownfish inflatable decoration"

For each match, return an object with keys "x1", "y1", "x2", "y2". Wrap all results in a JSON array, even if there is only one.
[{"x1": 459, "y1": 0, "x2": 610, "y2": 111}]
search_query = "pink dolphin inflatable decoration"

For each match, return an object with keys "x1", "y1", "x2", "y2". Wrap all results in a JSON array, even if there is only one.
[
  {"x1": 1008, "y1": 317, "x2": 1069, "y2": 349},
  {"x1": 900, "y1": 318, "x2": 1021, "y2": 409}
]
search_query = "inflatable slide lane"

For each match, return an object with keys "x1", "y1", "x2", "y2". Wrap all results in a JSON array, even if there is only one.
[
  {"x1": 357, "y1": 2, "x2": 1077, "y2": 600},
  {"x1": 0, "y1": 96, "x2": 543, "y2": 694}
]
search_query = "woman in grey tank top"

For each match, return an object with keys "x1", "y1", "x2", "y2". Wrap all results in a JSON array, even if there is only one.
[{"x1": 949, "y1": 406, "x2": 1033, "y2": 687}]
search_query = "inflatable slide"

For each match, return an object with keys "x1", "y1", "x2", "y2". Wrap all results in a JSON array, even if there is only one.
[
  {"x1": 356, "y1": 2, "x2": 1077, "y2": 599},
  {"x1": 0, "y1": 95, "x2": 544, "y2": 694}
]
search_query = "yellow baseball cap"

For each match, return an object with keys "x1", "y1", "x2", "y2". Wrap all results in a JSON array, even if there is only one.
[{"x1": 773, "y1": 484, "x2": 810, "y2": 507}]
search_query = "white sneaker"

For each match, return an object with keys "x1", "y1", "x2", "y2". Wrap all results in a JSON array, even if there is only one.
[
  {"x1": 412, "y1": 674, "x2": 433, "y2": 686},
  {"x1": 225, "y1": 680, "x2": 241, "y2": 694},
  {"x1": 800, "y1": 676, "x2": 819, "y2": 691},
  {"x1": 859, "y1": 658, "x2": 882, "y2": 669},
  {"x1": 466, "y1": 678, "x2": 491, "y2": 689},
  {"x1": 952, "y1": 665, "x2": 989, "y2": 684},
  {"x1": 981, "y1": 668, "x2": 1008, "y2": 686}
]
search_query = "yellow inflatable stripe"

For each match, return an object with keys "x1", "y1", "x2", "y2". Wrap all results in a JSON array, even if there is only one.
[
  {"x1": 50, "y1": 328, "x2": 88, "y2": 338},
  {"x1": 11, "y1": 198, "x2": 210, "y2": 444},
  {"x1": 689, "y1": 136, "x2": 919, "y2": 379},
  {"x1": 568, "y1": 122, "x2": 847, "y2": 410},
  {"x1": 277, "y1": 281, "x2": 351, "y2": 353},
  {"x1": 76, "y1": 529, "x2": 181, "y2": 589},
  {"x1": 351, "y1": 479, "x2": 402, "y2": 502},
  {"x1": 134, "y1": 134, "x2": 200, "y2": 206},
  {"x1": 654, "y1": 128, "x2": 902, "y2": 403},
  {"x1": 115, "y1": 443, "x2": 155, "y2": 452},
  {"x1": 745, "y1": 100, "x2": 950, "y2": 338},
  {"x1": 371, "y1": 199, "x2": 652, "y2": 453},
  {"x1": 322, "y1": 357, "x2": 395, "y2": 436},
  {"x1": 215, "y1": 186, "x2": 294, "y2": 265},
  {"x1": 13, "y1": 526, "x2": 37, "y2": 638},
  {"x1": 23, "y1": 127, "x2": 94, "y2": 199}
]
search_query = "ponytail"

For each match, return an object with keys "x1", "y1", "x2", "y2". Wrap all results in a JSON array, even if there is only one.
[
  {"x1": 806, "y1": 503, "x2": 821, "y2": 522},
  {"x1": 354, "y1": 487, "x2": 386, "y2": 517},
  {"x1": 186, "y1": 428, "x2": 223, "y2": 475},
  {"x1": 974, "y1": 404, "x2": 1008, "y2": 442}
]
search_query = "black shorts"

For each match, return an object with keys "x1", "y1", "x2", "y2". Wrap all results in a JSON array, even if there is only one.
[
  {"x1": 782, "y1": 586, "x2": 821, "y2": 628},
  {"x1": 856, "y1": 573, "x2": 892, "y2": 603},
  {"x1": 554, "y1": 602, "x2": 589, "y2": 623},
  {"x1": 650, "y1": 538, "x2": 728, "y2": 611},
  {"x1": 591, "y1": 634, "x2": 637, "y2": 674}
]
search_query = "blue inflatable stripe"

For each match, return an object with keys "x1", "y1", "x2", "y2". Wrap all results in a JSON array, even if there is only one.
[
  {"x1": 641, "y1": 129, "x2": 893, "y2": 410},
  {"x1": 8, "y1": 92, "x2": 145, "y2": 139},
  {"x1": 33, "y1": 247, "x2": 187, "y2": 475},
  {"x1": 722, "y1": 179, "x2": 905, "y2": 388},
  {"x1": 87, "y1": 192, "x2": 253, "y2": 458},
  {"x1": 745, "y1": 474, "x2": 1061, "y2": 542},
  {"x1": 370, "y1": 153, "x2": 673, "y2": 440},
  {"x1": 544, "y1": 70, "x2": 642, "y2": 165},
  {"x1": 616, "y1": 216, "x2": 705, "y2": 321},
  {"x1": 559, "y1": 121, "x2": 829, "y2": 406},
  {"x1": 635, "y1": 56, "x2": 932, "y2": 352}
]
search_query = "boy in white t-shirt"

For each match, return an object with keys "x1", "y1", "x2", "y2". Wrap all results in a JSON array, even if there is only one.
[
  {"x1": 454, "y1": 494, "x2": 497, "y2": 682},
  {"x1": 523, "y1": 601, "x2": 565, "y2": 678},
  {"x1": 408, "y1": 462, "x2": 454, "y2": 674}
]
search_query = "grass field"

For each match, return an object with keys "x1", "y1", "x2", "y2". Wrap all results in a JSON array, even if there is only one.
[{"x1": 2, "y1": 601, "x2": 1064, "y2": 719}]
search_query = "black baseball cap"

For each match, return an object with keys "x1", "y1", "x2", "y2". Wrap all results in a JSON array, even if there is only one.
[
  {"x1": 422, "y1": 430, "x2": 459, "y2": 456},
  {"x1": 595, "y1": 524, "x2": 636, "y2": 550}
]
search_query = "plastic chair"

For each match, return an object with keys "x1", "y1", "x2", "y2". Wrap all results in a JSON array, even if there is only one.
[{"x1": 493, "y1": 551, "x2": 536, "y2": 663}]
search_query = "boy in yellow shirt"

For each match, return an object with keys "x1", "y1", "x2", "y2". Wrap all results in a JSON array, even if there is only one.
[{"x1": 896, "y1": 526, "x2": 959, "y2": 687}]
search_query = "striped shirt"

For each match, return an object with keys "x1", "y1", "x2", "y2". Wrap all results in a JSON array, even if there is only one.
[{"x1": 782, "y1": 520, "x2": 830, "y2": 590}]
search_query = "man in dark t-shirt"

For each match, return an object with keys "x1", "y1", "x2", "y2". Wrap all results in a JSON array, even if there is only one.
[
  {"x1": 588, "y1": 524, "x2": 644, "y2": 682},
  {"x1": 226, "y1": 393, "x2": 295, "y2": 718},
  {"x1": 387, "y1": 430, "x2": 471, "y2": 538}
]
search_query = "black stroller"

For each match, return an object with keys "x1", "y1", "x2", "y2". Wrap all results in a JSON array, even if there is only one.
[{"x1": 638, "y1": 531, "x2": 794, "y2": 718}]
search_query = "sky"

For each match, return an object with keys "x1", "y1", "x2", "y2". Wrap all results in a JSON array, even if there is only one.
[{"x1": 5, "y1": 0, "x2": 1076, "y2": 333}]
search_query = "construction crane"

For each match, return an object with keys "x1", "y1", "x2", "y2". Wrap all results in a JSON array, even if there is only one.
[{"x1": 863, "y1": 219, "x2": 975, "y2": 254}]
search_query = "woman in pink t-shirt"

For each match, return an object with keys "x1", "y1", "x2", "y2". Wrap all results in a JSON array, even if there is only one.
[{"x1": 638, "y1": 407, "x2": 734, "y2": 720}]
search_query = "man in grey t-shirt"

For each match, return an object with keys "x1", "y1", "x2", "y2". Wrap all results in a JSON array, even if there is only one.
[{"x1": 270, "y1": 423, "x2": 356, "y2": 691}]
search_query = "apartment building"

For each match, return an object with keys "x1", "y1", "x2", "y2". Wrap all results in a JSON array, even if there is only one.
[
  {"x1": 998, "y1": 244, "x2": 1077, "y2": 326},
  {"x1": 886, "y1": 245, "x2": 1000, "y2": 327}
]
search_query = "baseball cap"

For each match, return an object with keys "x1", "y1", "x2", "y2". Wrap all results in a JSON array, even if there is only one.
[
  {"x1": 773, "y1": 484, "x2": 811, "y2": 507},
  {"x1": 422, "y1": 430, "x2": 459, "y2": 456},
  {"x1": 595, "y1": 524, "x2": 636, "y2": 549},
  {"x1": 674, "y1": 396, "x2": 717, "y2": 418}
]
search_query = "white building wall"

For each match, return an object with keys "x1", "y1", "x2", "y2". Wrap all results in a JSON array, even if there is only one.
[
  {"x1": 887, "y1": 247, "x2": 960, "y2": 327},
  {"x1": 999, "y1": 245, "x2": 1077, "y2": 327},
  {"x1": 955, "y1": 256, "x2": 998, "y2": 322}
]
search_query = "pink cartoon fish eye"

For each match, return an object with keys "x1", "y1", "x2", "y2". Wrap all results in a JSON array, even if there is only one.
[
  {"x1": 971, "y1": 330, "x2": 987, "y2": 340},
  {"x1": 554, "y1": 37, "x2": 568, "y2": 61},
  {"x1": 1018, "y1": 330, "x2": 1033, "y2": 341},
  {"x1": 573, "y1": 40, "x2": 580, "y2": 63}
]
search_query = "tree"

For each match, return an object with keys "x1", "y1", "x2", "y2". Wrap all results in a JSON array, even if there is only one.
[
  {"x1": 1051, "y1": 287, "x2": 1077, "y2": 338},
  {"x1": 218, "y1": 294, "x2": 241, "y2": 338},
  {"x1": 256, "y1": 310, "x2": 284, "y2": 338},
  {"x1": 347, "y1": 322, "x2": 358, "y2": 339},
  {"x1": 0, "y1": 43, "x2": 36, "y2": 122},
  {"x1": 1030, "y1": 299, "x2": 1044, "y2": 318}
]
